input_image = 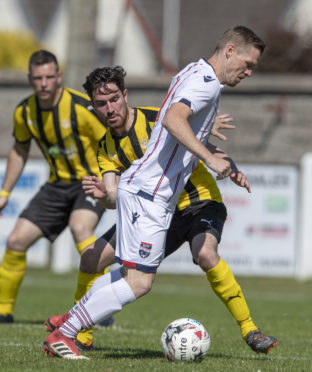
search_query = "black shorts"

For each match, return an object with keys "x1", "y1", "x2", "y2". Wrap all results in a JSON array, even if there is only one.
[
  {"x1": 164, "y1": 200, "x2": 227, "y2": 258},
  {"x1": 100, "y1": 200, "x2": 226, "y2": 259},
  {"x1": 20, "y1": 181, "x2": 105, "y2": 242},
  {"x1": 100, "y1": 224, "x2": 117, "y2": 248}
]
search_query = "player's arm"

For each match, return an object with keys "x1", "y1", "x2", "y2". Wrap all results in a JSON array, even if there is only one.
[
  {"x1": 0, "y1": 141, "x2": 30, "y2": 213},
  {"x1": 82, "y1": 172, "x2": 120, "y2": 209},
  {"x1": 162, "y1": 102, "x2": 231, "y2": 179},
  {"x1": 211, "y1": 113, "x2": 235, "y2": 141},
  {"x1": 101, "y1": 172, "x2": 120, "y2": 208},
  {"x1": 206, "y1": 143, "x2": 251, "y2": 193}
]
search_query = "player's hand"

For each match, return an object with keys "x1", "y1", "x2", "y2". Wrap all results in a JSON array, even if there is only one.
[
  {"x1": 211, "y1": 114, "x2": 235, "y2": 141},
  {"x1": 230, "y1": 171, "x2": 251, "y2": 193},
  {"x1": 206, "y1": 156, "x2": 232, "y2": 180},
  {"x1": 82, "y1": 175, "x2": 105, "y2": 199}
]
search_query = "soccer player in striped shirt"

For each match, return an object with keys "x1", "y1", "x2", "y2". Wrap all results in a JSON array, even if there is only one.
[
  {"x1": 0, "y1": 50, "x2": 112, "y2": 349},
  {"x1": 43, "y1": 26, "x2": 277, "y2": 359}
]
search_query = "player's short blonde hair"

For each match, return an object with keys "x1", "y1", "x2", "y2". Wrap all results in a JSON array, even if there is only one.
[{"x1": 216, "y1": 26, "x2": 265, "y2": 54}]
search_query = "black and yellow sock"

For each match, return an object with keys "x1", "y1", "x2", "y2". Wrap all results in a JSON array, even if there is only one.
[
  {"x1": 0, "y1": 250, "x2": 26, "y2": 315},
  {"x1": 206, "y1": 258, "x2": 258, "y2": 338},
  {"x1": 76, "y1": 235, "x2": 98, "y2": 256}
]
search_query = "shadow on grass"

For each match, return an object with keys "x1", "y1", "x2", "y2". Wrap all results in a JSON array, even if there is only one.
[
  {"x1": 92, "y1": 348, "x2": 268, "y2": 362},
  {"x1": 208, "y1": 352, "x2": 271, "y2": 362},
  {"x1": 94, "y1": 346, "x2": 164, "y2": 359},
  {"x1": 7, "y1": 319, "x2": 46, "y2": 325}
]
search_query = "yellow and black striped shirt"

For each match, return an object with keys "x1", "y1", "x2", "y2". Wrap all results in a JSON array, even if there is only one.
[
  {"x1": 13, "y1": 87, "x2": 106, "y2": 183},
  {"x1": 97, "y1": 106, "x2": 222, "y2": 210}
]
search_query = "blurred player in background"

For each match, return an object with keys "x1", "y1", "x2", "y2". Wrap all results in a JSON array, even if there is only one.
[
  {"x1": 43, "y1": 43, "x2": 277, "y2": 359},
  {"x1": 0, "y1": 50, "x2": 113, "y2": 350}
]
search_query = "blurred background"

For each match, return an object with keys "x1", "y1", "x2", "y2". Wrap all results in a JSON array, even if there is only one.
[{"x1": 0, "y1": 0, "x2": 312, "y2": 279}]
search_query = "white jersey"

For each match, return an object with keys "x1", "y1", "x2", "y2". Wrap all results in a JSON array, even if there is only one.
[{"x1": 118, "y1": 58, "x2": 223, "y2": 210}]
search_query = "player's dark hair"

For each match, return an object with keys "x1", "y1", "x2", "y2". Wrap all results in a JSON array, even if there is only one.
[
  {"x1": 83, "y1": 66, "x2": 127, "y2": 99},
  {"x1": 216, "y1": 26, "x2": 266, "y2": 54},
  {"x1": 28, "y1": 50, "x2": 59, "y2": 72}
]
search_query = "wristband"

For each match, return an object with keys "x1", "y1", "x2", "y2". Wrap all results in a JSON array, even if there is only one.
[{"x1": 0, "y1": 189, "x2": 10, "y2": 197}]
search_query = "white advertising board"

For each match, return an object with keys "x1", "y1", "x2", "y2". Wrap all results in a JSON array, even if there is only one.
[
  {"x1": 1, "y1": 159, "x2": 298, "y2": 277},
  {"x1": 159, "y1": 164, "x2": 298, "y2": 277},
  {"x1": 0, "y1": 158, "x2": 118, "y2": 273},
  {"x1": 51, "y1": 208, "x2": 117, "y2": 273},
  {"x1": 0, "y1": 159, "x2": 50, "y2": 267}
]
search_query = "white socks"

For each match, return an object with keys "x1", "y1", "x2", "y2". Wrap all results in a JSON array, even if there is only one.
[
  {"x1": 59, "y1": 277, "x2": 136, "y2": 339},
  {"x1": 88, "y1": 267, "x2": 123, "y2": 296}
]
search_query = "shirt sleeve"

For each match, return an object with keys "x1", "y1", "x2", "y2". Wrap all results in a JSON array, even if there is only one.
[
  {"x1": 13, "y1": 105, "x2": 32, "y2": 143},
  {"x1": 97, "y1": 139, "x2": 123, "y2": 176},
  {"x1": 76, "y1": 104, "x2": 106, "y2": 141},
  {"x1": 170, "y1": 72, "x2": 220, "y2": 114}
]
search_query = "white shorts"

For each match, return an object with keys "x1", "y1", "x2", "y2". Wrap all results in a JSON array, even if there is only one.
[{"x1": 115, "y1": 188, "x2": 173, "y2": 273}]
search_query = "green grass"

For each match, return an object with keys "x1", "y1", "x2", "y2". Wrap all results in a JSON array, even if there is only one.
[{"x1": 1, "y1": 268, "x2": 312, "y2": 371}]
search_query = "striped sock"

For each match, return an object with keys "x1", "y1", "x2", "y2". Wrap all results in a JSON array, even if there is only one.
[{"x1": 59, "y1": 278, "x2": 136, "y2": 338}]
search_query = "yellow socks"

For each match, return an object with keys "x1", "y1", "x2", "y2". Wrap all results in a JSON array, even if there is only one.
[
  {"x1": 74, "y1": 234, "x2": 109, "y2": 303},
  {"x1": 76, "y1": 235, "x2": 97, "y2": 256},
  {"x1": 0, "y1": 250, "x2": 26, "y2": 315},
  {"x1": 206, "y1": 258, "x2": 258, "y2": 339},
  {"x1": 74, "y1": 271, "x2": 108, "y2": 303},
  {"x1": 76, "y1": 328, "x2": 94, "y2": 348}
]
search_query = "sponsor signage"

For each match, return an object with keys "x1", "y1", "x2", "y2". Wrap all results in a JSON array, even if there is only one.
[
  {"x1": 0, "y1": 159, "x2": 50, "y2": 267},
  {"x1": 159, "y1": 164, "x2": 298, "y2": 277},
  {"x1": 218, "y1": 164, "x2": 297, "y2": 277},
  {"x1": 1, "y1": 160, "x2": 297, "y2": 277}
]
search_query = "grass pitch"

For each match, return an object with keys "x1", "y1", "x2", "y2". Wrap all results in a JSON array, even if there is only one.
[{"x1": 0, "y1": 268, "x2": 311, "y2": 371}]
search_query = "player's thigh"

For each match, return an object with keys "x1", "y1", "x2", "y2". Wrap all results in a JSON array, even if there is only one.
[
  {"x1": 191, "y1": 232, "x2": 219, "y2": 270},
  {"x1": 69, "y1": 208, "x2": 100, "y2": 242},
  {"x1": 96, "y1": 224, "x2": 117, "y2": 269},
  {"x1": 19, "y1": 183, "x2": 70, "y2": 242},
  {"x1": 164, "y1": 212, "x2": 191, "y2": 258},
  {"x1": 116, "y1": 190, "x2": 172, "y2": 271},
  {"x1": 70, "y1": 186, "x2": 105, "y2": 241},
  {"x1": 190, "y1": 201, "x2": 227, "y2": 269},
  {"x1": 189, "y1": 201, "x2": 227, "y2": 248},
  {"x1": 7, "y1": 217, "x2": 43, "y2": 252},
  {"x1": 80, "y1": 237, "x2": 115, "y2": 273}
]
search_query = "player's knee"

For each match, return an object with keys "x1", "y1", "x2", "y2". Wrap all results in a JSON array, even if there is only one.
[
  {"x1": 123, "y1": 269, "x2": 153, "y2": 299},
  {"x1": 70, "y1": 221, "x2": 92, "y2": 242},
  {"x1": 196, "y1": 246, "x2": 219, "y2": 272},
  {"x1": 130, "y1": 273, "x2": 154, "y2": 299},
  {"x1": 134, "y1": 282, "x2": 152, "y2": 298},
  {"x1": 140, "y1": 279, "x2": 153, "y2": 295},
  {"x1": 7, "y1": 232, "x2": 28, "y2": 252}
]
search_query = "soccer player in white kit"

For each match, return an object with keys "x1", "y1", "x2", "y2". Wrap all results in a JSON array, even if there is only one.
[
  {"x1": 115, "y1": 58, "x2": 228, "y2": 272},
  {"x1": 43, "y1": 26, "x2": 266, "y2": 359}
]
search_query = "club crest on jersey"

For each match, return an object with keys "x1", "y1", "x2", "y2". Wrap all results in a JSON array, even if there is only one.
[
  {"x1": 139, "y1": 137, "x2": 149, "y2": 150},
  {"x1": 61, "y1": 119, "x2": 71, "y2": 129},
  {"x1": 139, "y1": 241, "x2": 152, "y2": 258}
]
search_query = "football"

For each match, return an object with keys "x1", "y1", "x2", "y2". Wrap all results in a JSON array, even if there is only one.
[{"x1": 160, "y1": 318, "x2": 210, "y2": 362}]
